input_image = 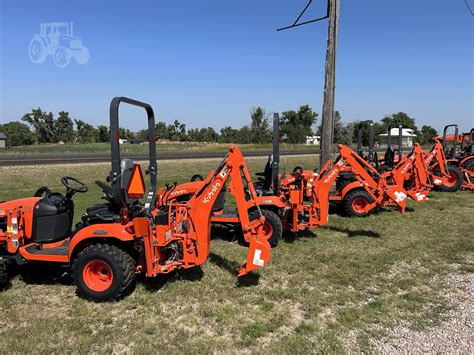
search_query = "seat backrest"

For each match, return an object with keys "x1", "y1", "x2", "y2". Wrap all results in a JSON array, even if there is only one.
[
  {"x1": 261, "y1": 155, "x2": 273, "y2": 191},
  {"x1": 112, "y1": 158, "x2": 136, "y2": 206},
  {"x1": 212, "y1": 190, "x2": 226, "y2": 212},
  {"x1": 384, "y1": 147, "x2": 395, "y2": 168}
]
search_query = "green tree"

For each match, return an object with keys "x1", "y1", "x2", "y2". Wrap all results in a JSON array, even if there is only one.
[
  {"x1": 281, "y1": 105, "x2": 318, "y2": 144},
  {"x1": 250, "y1": 107, "x2": 271, "y2": 144},
  {"x1": 155, "y1": 121, "x2": 169, "y2": 140},
  {"x1": 168, "y1": 120, "x2": 187, "y2": 141},
  {"x1": 420, "y1": 125, "x2": 438, "y2": 145},
  {"x1": 188, "y1": 127, "x2": 219, "y2": 142},
  {"x1": 75, "y1": 119, "x2": 98, "y2": 143},
  {"x1": 21, "y1": 108, "x2": 56, "y2": 143},
  {"x1": 348, "y1": 120, "x2": 384, "y2": 146},
  {"x1": 236, "y1": 126, "x2": 253, "y2": 144},
  {"x1": 381, "y1": 112, "x2": 421, "y2": 141},
  {"x1": 317, "y1": 111, "x2": 353, "y2": 145},
  {"x1": 0, "y1": 121, "x2": 35, "y2": 146},
  {"x1": 136, "y1": 129, "x2": 149, "y2": 142},
  {"x1": 220, "y1": 126, "x2": 239, "y2": 143},
  {"x1": 97, "y1": 125, "x2": 110, "y2": 143},
  {"x1": 55, "y1": 111, "x2": 75, "y2": 142}
]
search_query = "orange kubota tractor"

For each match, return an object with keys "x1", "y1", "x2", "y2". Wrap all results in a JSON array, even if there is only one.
[
  {"x1": 163, "y1": 114, "x2": 409, "y2": 238},
  {"x1": 375, "y1": 124, "x2": 463, "y2": 193},
  {"x1": 0, "y1": 97, "x2": 271, "y2": 301},
  {"x1": 329, "y1": 122, "x2": 432, "y2": 217},
  {"x1": 432, "y1": 124, "x2": 473, "y2": 191}
]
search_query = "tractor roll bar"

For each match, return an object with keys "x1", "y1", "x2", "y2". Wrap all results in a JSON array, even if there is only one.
[
  {"x1": 387, "y1": 124, "x2": 403, "y2": 161},
  {"x1": 272, "y1": 113, "x2": 280, "y2": 195},
  {"x1": 109, "y1": 97, "x2": 157, "y2": 211},
  {"x1": 442, "y1": 124, "x2": 458, "y2": 159},
  {"x1": 357, "y1": 120, "x2": 374, "y2": 160}
]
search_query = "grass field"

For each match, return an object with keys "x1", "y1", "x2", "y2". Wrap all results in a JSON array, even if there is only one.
[
  {"x1": 0, "y1": 142, "x2": 317, "y2": 156},
  {"x1": 0, "y1": 155, "x2": 472, "y2": 353}
]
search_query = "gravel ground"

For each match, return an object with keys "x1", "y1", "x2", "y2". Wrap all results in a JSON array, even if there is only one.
[{"x1": 372, "y1": 270, "x2": 473, "y2": 353}]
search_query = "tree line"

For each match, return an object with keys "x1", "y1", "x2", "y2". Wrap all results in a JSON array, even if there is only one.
[{"x1": 0, "y1": 106, "x2": 438, "y2": 147}]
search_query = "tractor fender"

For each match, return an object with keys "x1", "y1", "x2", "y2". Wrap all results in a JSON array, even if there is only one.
[
  {"x1": 460, "y1": 156, "x2": 474, "y2": 168},
  {"x1": 339, "y1": 181, "x2": 364, "y2": 200},
  {"x1": 254, "y1": 195, "x2": 286, "y2": 209},
  {"x1": 446, "y1": 159, "x2": 460, "y2": 167},
  {"x1": 68, "y1": 223, "x2": 135, "y2": 260}
]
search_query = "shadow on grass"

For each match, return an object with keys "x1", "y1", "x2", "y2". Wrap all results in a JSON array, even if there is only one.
[
  {"x1": 326, "y1": 226, "x2": 381, "y2": 239},
  {"x1": 141, "y1": 267, "x2": 205, "y2": 293},
  {"x1": 12, "y1": 264, "x2": 71, "y2": 286},
  {"x1": 282, "y1": 229, "x2": 318, "y2": 244},
  {"x1": 210, "y1": 225, "x2": 243, "y2": 244},
  {"x1": 209, "y1": 253, "x2": 260, "y2": 287}
]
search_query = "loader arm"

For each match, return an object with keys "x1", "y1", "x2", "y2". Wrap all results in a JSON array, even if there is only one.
[
  {"x1": 390, "y1": 144, "x2": 431, "y2": 202},
  {"x1": 185, "y1": 145, "x2": 270, "y2": 277},
  {"x1": 424, "y1": 139, "x2": 450, "y2": 185},
  {"x1": 313, "y1": 145, "x2": 408, "y2": 220}
]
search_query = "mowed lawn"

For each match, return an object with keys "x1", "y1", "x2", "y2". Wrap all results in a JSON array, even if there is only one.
[
  {"x1": 0, "y1": 142, "x2": 317, "y2": 156},
  {"x1": 0, "y1": 154, "x2": 472, "y2": 353}
]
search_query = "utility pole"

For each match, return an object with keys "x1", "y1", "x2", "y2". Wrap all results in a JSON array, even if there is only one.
[
  {"x1": 320, "y1": 0, "x2": 340, "y2": 167},
  {"x1": 277, "y1": 0, "x2": 340, "y2": 167}
]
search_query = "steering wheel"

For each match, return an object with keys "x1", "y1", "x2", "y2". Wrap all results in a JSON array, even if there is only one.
[
  {"x1": 34, "y1": 186, "x2": 52, "y2": 197},
  {"x1": 190, "y1": 174, "x2": 204, "y2": 182},
  {"x1": 61, "y1": 176, "x2": 88, "y2": 198}
]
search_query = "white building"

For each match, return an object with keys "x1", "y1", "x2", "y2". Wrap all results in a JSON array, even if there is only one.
[
  {"x1": 379, "y1": 128, "x2": 417, "y2": 147},
  {"x1": 306, "y1": 135, "x2": 321, "y2": 145}
]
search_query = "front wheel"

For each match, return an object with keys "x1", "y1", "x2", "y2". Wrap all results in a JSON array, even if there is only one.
[
  {"x1": 249, "y1": 209, "x2": 282, "y2": 248},
  {"x1": 342, "y1": 190, "x2": 374, "y2": 217},
  {"x1": 462, "y1": 160, "x2": 474, "y2": 174},
  {"x1": 72, "y1": 244, "x2": 136, "y2": 301},
  {"x1": 54, "y1": 47, "x2": 71, "y2": 68},
  {"x1": 436, "y1": 166, "x2": 463, "y2": 192}
]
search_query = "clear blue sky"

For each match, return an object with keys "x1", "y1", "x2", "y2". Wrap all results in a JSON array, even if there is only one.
[{"x1": 0, "y1": 0, "x2": 473, "y2": 133}]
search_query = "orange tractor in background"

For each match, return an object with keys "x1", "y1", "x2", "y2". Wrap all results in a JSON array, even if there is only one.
[
  {"x1": 163, "y1": 114, "x2": 409, "y2": 240},
  {"x1": 433, "y1": 124, "x2": 474, "y2": 191},
  {"x1": 329, "y1": 122, "x2": 432, "y2": 217},
  {"x1": 0, "y1": 97, "x2": 271, "y2": 301}
]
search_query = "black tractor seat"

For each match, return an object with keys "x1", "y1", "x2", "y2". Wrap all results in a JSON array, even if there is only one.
[{"x1": 82, "y1": 203, "x2": 120, "y2": 224}]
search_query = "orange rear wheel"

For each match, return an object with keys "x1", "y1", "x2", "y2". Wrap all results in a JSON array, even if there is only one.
[
  {"x1": 83, "y1": 260, "x2": 113, "y2": 292},
  {"x1": 351, "y1": 197, "x2": 369, "y2": 214}
]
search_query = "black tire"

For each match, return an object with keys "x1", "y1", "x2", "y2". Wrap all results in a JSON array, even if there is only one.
[
  {"x1": 342, "y1": 189, "x2": 374, "y2": 217},
  {"x1": 435, "y1": 166, "x2": 463, "y2": 192},
  {"x1": 0, "y1": 260, "x2": 9, "y2": 290},
  {"x1": 249, "y1": 209, "x2": 282, "y2": 248},
  {"x1": 190, "y1": 174, "x2": 204, "y2": 182},
  {"x1": 72, "y1": 243, "x2": 136, "y2": 301},
  {"x1": 462, "y1": 159, "x2": 474, "y2": 174},
  {"x1": 29, "y1": 38, "x2": 47, "y2": 63},
  {"x1": 54, "y1": 47, "x2": 70, "y2": 68}
]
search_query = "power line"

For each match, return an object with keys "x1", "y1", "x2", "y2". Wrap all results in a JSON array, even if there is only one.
[
  {"x1": 277, "y1": 0, "x2": 329, "y2": 31},
  {"x1": 465, "y1": 0, "x2": 474, "y2": 16}
]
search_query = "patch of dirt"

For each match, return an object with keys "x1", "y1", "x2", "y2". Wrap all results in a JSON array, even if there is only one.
[{"x1": 371, "y1": 271, "x2": 473, "y2": 353}]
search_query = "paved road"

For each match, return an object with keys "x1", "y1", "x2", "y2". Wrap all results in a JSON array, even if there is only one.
[{"x1": 0, "y1": 149, "x2": 320, "y2": 166}]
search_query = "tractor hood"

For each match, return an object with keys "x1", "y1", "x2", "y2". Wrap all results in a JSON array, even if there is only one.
[{"x1": 0, "y1": 197, "x2": 41, "y2": 216}]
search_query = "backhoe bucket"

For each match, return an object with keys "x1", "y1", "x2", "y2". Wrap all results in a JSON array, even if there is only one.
[
  {"x1": 238, "y1": 238, "x2": 271, "y2": 277},
  {"x1": 384, "y1": 185, "x2": 408, "y2": 213},
  {"x1": 407, "y1": 190, "x2": 428, "y2": 203}
]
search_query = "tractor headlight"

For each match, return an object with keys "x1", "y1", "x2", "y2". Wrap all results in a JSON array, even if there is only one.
[{"x1": 70, "y1": 39, "x2": 82, "y2": 49}]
